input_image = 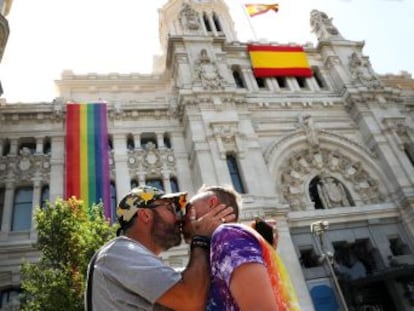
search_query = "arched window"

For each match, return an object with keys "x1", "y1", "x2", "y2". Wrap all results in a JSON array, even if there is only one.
[
  {"x1": 232, "y1": 66, "x2": 245, "y2": 88},
  {"x1": 0, "y1": 288, "x2": 21, "y2": 309},
  {"x1": 212, "y1": 12, "x2": 222, "y2": 32},
  {"x1": 226, "y1": 154, "x2": 245, "y2": 194},
  {"x1": 126, "y1": 134, "x2": 135, "y2": 151},
  {"x1": 12, "y1": 187, "x2": 33, "y2": 231},
  {"x1": 203, "y1": 12, "x2": 212, "y2": 32},
  {"x1": 146, "y1": 178, "x2": 164, "y2": 191},
  {"x1": 40, "y1": 185, "x2": 49, "y2": 209}
]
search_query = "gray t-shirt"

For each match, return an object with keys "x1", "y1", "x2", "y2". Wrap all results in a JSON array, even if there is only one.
[{"x1": 90, "y1": 236, "x2": 181, "y2": 311}]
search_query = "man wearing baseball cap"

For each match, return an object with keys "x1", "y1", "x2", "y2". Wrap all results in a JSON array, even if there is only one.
[{"x1": 85, "y1": 185, "x2": 234, "y2": 311}]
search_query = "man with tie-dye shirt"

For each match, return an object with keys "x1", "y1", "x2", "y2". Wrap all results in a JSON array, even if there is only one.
[{"x1": 183, "y1": 185, "x2": 300, "y2": 311}]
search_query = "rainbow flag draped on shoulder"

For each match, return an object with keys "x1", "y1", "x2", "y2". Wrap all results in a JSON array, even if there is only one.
[
  {"x1": 248, "y1": 44, "x2": 313, "y2": 78},
  {"x1": 65, "y1": 103, "x2": 111, "y2": 219}
]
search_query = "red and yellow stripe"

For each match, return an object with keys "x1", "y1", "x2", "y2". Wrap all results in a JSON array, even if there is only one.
[
  {"x1": 248, "y1": 44, "x2": 313, "y2": 78},
  {"x1": 245, "y1": 4, "x2": 279, "y2": 17}
]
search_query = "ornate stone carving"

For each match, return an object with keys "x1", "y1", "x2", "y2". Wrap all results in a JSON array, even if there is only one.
[
  {"x1": 348, "y1": 52, "x2": 382, "y2": 89},
  {"x1": 298, "y1": 114, "x2": 319, "y2": 147},
  {"x1": 310, "y1": 10, "x2": 343, "y2": 41},
  {"x1": 193, "y1": 49, "x2": 225, "y2": 90},
  {"x1": 280, "y1": 148, "x2": 385, "y2": 210},
  {"x1": 127, "y1": 143, "x2": 177, "y2": 177},
  {"x1": 179, "y1": 3, "x2": 200, "y2": 30},
  {"x1": 317, "y1": 175, "x2": 350, "y2": 208}
]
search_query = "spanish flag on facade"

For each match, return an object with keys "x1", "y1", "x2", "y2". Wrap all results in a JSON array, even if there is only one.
[
  {"x1": 248, "y1": 44, "x2": 313, "y2": 78},
  {"x1": 245, "y1": 3, "x2": 279, "y2": 17}
]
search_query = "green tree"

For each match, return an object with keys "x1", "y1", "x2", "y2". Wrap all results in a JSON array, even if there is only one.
[{"x1": 20, "y1": 198, "x2": 117, "y2": 311}]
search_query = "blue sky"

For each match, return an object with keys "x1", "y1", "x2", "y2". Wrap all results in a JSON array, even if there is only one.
[{"x1": 0, "y1": 0, "x2": 413, "y2": 102}]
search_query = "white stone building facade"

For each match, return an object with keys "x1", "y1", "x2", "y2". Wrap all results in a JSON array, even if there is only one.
[{"x1": 1, "y1": 0, "x2": 414, "y2": 310}]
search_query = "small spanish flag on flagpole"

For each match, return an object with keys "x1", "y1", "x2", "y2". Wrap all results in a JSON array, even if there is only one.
[{"x1": 245, "y1": 3, "x2": 279, "y2": 17}]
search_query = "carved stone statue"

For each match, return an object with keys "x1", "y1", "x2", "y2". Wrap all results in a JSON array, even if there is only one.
[
  {"x1": 310, "y1": 10, "x2": 343, "y2": 41},
  {"x1": 348, "y1": 52, "x2": 382, "y2": 88},
  {"x1": 179, "y1": 3, "x2": 200, "y2": 30},
  {"x1": 298, "y1": 114, "x2": 319, "y2": 147},
  {"x1": 194, "y1": 49, "x2": 225, "y2": 90},
  {"x1": 317, "y1": 176, "x2": 350, "y2": 208}
]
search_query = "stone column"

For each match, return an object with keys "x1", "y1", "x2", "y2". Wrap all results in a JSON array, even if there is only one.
[
  {"x1": 35, "y1": 137, "x2": 43, "y2": 154},
  {"x1": 0, "y1": 181, "x2": 14, "y2": 240},
  {"x1": 156, "y1": 133, "x2": 165, "y2": 149},
  {"x1": 30, "y1": 179, "x2": 42, "y2": 240},
  {"x1": 133, "y1": 134, "x2": 141, "y2": 150},
  {"x1": 241, "y1": 68, "x2": 257, "y2": 92},
  {"x1": 277, "y1": 218, "x2": 315, "y2": 311},
  {"x1": 49, "y1": 136, "x2": 64, "y2": 202},
  {"x1": 162, "y1": 172, "x2": 172, "y2": 193},
  {"x1": 9, "y1": 139, "x2": 18, "y2": 156},
  {"x1": 112, "y1": 134, "x2": 130, "y2": 201},
  {"x1": 170, "y1": 132, "x2": 195, "y2": 194}
]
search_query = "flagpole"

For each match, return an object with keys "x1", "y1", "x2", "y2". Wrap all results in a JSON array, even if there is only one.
[{"x1": 240, "y1": 3, "x2": 258, "y2": 41}]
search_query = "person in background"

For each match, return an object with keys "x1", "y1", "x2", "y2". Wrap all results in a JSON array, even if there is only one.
[
  {"x1": 183, "y1": 184, "x2": 301, "y2": 311},
  {"x1": 85, "y1": 185, "x2": 235, "y2": 311}
]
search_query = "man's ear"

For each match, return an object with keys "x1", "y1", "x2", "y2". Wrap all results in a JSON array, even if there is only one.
[
  {"x1": 209, "y1": 195, "x2": 219, "y2": 208},
  {"x1": 138, "y1": 208, "x2": 151, "y2": 223}
]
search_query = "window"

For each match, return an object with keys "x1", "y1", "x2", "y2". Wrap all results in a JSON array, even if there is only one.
[
  {"x1": 12, "y1": 187, "x2": 33, "y2": 231},
  {"x1": 127, "y1": 134, "x2": 135, "y2": 151},
  {"x1": 141, "y1": 133, "x2": 158, "y2": 148},
  {"x1": 130, "y1": 179, "x2": 139, "y2": 189},
  {"x1": 203, "y1": 12, "x2": 211, "y2": 32},
  {"x1": 108, "y1": 136, "x2": 113, "y2": 151},
  {"x1": 309, "y1": 176, "x2": 324, "y2": 209},
  {"x1": 43, "y1": 137, "x2": 51, "y2": 154},
  {"x1": 312, "y1": 67, "x2": 327, "y2": 89},
  {"x1": 40, "y1": 185, "x2": 49, "y2": 209},
  {"x1": 0, "y1": 187, "x2": 4, "y2": 229},
  {"x1": 256, "y1": 77, "x2": 266, "y2": 89},
  {"x1": 299, "y1": 248, "x2": 320, "y2": 268},
  {"x1": 110, "y1": 181, "x2": 117, "y2": 220},
  {"x1": 276, "y1": 77, "x2": 287, "y2": 89},
  {"x1": 0, "y1": 288, "x2": 21, "y2": 308},
  {"x1": 232, "y1": 67, "x2": 245, "y2": 88},
  {"x1": 296, "y1": 77, "x2": 307, "y2": 89},
  {"x1": 164, "y1": 134, "x2": 171, "y2": 148},
  {"x1": 389, "y1": 236, "x2": 411, "y2": 256},
  {"x1": 2, "y1": 139, "x2": 10, "y2": 156},
  {"x1": 226, "y1": 154, "x2": 245, "y2": 193},
  {"x1": 170, "y1": 177, "x2": 179, "y2": 192},
  {"x1": 212, "y1": 12, "x2": 222, "y2": 31},
  {"x1": 146, "y1": 179, "x2": 164, "y2": 191},
  {"x1": 404, "y1": 143, "x2": 414, "y2": 167},
  {"x1": 18, "y1": 137, "x2": 36, "y2": 154}
]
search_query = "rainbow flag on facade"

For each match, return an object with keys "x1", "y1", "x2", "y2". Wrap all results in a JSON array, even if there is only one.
[
  {"x1": 248, "y1": 44, "x2": 313, "y2": 78},
  {"x1": 65, "y1": 103, "x2": 111, "y2": 218},
  {"x1": 245, "y1": 3, "x2": 279, "y2": 17}
]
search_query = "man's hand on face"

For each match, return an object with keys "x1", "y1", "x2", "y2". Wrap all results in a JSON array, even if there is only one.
[{"x1": 185, "y1": 204, "x2": 235, "y2": 239}]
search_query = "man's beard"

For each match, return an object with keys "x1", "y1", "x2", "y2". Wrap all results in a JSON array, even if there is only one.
[{"x1": 151, "y1": 209, "x2": 182, "y2": 250}]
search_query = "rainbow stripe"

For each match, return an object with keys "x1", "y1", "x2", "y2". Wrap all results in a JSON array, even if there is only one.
[{"x1": 65, "y1": 103, "x2": 111, "y2": 218}]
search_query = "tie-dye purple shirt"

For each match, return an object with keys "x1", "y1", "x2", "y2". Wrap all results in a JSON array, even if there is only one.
[{"x1": 207, "y1": 224, "x2": 264, "y2": 311}]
